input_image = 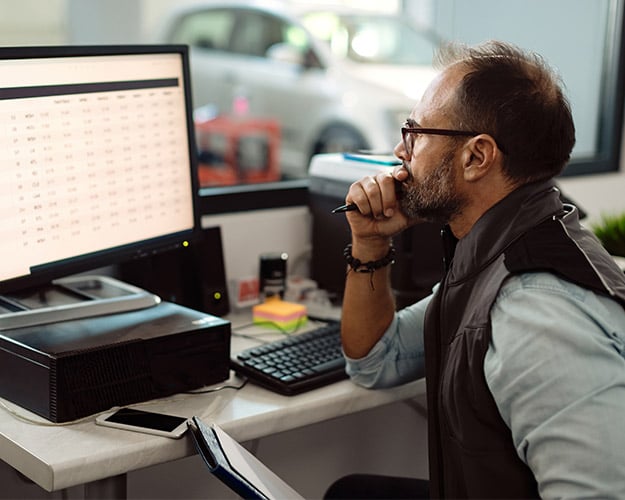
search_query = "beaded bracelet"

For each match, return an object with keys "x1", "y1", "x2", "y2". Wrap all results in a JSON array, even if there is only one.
[{"x1": 343, "y1": 243, "x2": 396, "y2": 290}]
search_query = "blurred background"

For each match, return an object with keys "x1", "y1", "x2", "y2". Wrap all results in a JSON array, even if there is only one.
[{"x1": 0, "y1": 0, "x2": 619, "y2": 187}]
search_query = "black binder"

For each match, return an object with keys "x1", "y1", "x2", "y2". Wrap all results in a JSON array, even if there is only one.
[{"x1": 188, "y1": 416, "x2": 304, "y2": 500}]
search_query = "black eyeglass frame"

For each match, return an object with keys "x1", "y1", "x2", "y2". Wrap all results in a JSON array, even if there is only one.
[{"x1": 401, "y1": 126, "x2": 479, "y2": 157}]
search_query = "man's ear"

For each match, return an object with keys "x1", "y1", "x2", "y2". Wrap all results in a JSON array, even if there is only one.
[{"x1": 461, "y1": 134, "x2": 499, "y2": 182}]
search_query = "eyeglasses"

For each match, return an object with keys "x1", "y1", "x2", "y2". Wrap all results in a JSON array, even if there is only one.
[{"x1": 401, "y1": 126, "x2": 479, "y2": 158}]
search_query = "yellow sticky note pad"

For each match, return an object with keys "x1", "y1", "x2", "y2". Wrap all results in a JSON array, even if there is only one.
[{"x1": 252, "y1": 298, "x2": 307, "y2": 330}]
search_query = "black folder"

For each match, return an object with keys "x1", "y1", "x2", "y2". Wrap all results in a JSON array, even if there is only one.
[{"x1": 188, "y1": 416, "x2": 304, "y2": 499}]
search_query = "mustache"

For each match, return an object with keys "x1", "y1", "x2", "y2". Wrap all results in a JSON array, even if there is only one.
[{"x1": 401, "y1": 161, "x2": 414, "y2": 182}]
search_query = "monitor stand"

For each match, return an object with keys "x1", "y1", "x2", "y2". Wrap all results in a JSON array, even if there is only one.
[{"x1": 0, "y1": 275, "x2": 160, "y2": 331}]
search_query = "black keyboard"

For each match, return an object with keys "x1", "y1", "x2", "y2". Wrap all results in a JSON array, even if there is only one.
[{"x1": 230, "y1": 321, "x2": 347, "y2": 395}]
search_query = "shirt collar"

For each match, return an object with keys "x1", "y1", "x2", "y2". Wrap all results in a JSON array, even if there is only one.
[{"x1": 445, "y1": 180, "x2": 564, "y2": 284}]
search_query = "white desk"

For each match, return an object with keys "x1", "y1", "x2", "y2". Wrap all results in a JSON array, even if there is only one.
[{"x1": 0, "y1": 316, "x2": 426, "y2": 497}]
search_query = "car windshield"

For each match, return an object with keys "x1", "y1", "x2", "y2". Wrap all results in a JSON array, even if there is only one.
[{"x1": 302, "y1": 12, "x2": 437, "y2": 66}]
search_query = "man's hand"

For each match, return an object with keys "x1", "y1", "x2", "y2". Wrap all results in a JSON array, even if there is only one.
[{"x1": 344, "y1": 166, "x2": 418, "y2": 243}]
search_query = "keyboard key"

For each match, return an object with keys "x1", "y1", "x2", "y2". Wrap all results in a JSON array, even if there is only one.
[{"x1": 311, "y1": 357, "x2": 345, "y2": 373}]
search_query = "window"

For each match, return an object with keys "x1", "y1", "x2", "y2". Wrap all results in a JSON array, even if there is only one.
[
  {"x1": 229, "y1": 12, "x2": 288, "y2": 57},
  {"x1": 1, "y1": 1, "x2": 623, "y2": 214},
  {"x1": 302, "y1": 12, "x2": 438, "y2": 65},
  {"x1": 196, "y1": 1, "x2": 625, "y2": 214},
  {"x1": 169, "y1": 9, "x2": 235, "y2": 52},
  {"x1": 168, "y1": 4, "x2": 438, "y2": 200}
]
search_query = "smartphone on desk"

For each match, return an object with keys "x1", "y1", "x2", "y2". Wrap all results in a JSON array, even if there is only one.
[{"x1": 95, "y1": 407, "x2": 189, "y2": 439}]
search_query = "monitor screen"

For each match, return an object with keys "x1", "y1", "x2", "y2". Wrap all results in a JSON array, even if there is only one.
[{"x1": 0, "y1": 45, "x2": 199, "y2": 294}]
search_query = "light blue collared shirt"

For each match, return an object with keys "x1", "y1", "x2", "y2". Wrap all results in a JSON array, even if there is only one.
[{"x1": 345, "y1": 271, "x2": 625, "y2": 499}]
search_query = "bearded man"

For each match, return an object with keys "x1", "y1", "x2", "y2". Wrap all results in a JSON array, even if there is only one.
[{"x1": 327, "y1": 40, "x2": 625, "y2": 499}]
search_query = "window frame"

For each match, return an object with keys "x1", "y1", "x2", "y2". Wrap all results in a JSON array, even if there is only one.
[
  {"x1": 560, "y1": 0, "x2": 625, "y2": 177},
  {"x1": 198, "y1": 179, "x2": 309, "y2": 215}
]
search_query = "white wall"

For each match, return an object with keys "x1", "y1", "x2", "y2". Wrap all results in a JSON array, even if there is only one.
[
  {"x1": 202, "y1": 207, "x2": 313, "y2": 309},
  {"x1": 558, "y1": 167, "x2": 625, "y2": 225},
  {"x1": 554, "y1": 122, "x2": 625, "y2": 225}
]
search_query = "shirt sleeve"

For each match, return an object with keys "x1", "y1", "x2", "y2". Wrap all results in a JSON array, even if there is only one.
[
  {"x1": 485, "y1": 272, "x2": 625, "y2": 500},
  {"x1": 344, "y1": 293, "x2": 431, "y2": 388}
]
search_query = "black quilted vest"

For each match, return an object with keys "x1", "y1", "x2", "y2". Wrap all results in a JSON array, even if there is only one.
[{"x1": 423, "y1": 181, "x2": 625, "y2": 498}]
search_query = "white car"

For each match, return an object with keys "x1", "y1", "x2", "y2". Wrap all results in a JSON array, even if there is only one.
[{"x1": 162, "y1": 1, "x2": 439, "y2": 179}]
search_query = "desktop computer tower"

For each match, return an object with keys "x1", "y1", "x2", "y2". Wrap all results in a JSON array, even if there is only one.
[
  {"x1": 0, "y1": 301, "x2": 231, "y2": 423},
  {"x1": 117, "y1": 226, "x2": 230, "y2": 317}
]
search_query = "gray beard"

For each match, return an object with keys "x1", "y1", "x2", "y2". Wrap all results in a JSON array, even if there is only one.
[{"x1": 399, "y1": 150, "x2": 465, "y2": 223}]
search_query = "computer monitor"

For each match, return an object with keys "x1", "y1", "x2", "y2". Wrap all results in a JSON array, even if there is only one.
[{"x1": 0, "y1": 45, "x2": 200, "y2": 323}]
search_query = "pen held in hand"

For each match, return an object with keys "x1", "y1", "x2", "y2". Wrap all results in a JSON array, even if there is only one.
[
  {"x1": 331, "y1": 203, "x2": 359, "y2": 214},
  {"x1": 331, "y1": 178, "x2": 405, "y2": 214}
]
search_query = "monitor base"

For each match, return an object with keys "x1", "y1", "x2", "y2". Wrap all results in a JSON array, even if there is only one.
[{"x1": 0, "y1": 275, "x2": 160, "y2": 331}]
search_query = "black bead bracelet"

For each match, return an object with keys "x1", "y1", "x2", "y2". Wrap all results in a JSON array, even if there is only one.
[{"x1": 343, "y1": 243, "x2": 396, "y2": 273}]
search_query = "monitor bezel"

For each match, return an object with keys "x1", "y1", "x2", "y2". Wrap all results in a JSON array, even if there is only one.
[{"x1": 0, "y1": 44, "x2": 201, "y2": 295}]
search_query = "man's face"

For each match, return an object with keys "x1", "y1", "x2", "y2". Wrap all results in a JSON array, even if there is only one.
[{"x1": 396, "y1": 66, "x2": 469, "y2": 223}]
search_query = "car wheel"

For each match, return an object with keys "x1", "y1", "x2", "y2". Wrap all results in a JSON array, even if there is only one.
[{"x1": 312, "y1": 125, "x2": 368, "y2": 156}]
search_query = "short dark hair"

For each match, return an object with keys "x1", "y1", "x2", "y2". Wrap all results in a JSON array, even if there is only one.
[{"x1": 435, "y1": 40, "x2": 576, "y2": 184}]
